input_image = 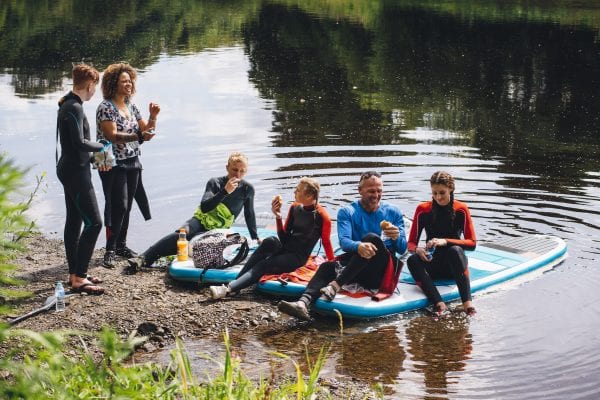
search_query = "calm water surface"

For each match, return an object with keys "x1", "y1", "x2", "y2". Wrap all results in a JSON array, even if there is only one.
[{"x1": 1, "y1": 1, "x2": 599, "y2": 398}]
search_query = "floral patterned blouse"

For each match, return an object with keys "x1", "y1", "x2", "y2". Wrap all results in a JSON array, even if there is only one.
[{"x1": 96, "y1": 99, "x2": 143, "y2": 161}]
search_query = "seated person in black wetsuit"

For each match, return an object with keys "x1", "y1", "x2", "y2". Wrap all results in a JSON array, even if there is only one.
[
  {"x1": 208, "y1": 177, "x2": 335, "y2": 299},
  {"x1": 56, "y1": 63, "x2": 105, "y2": 295},
  {"x1": 127, "y1": 152, "x2": 259, "y2": 270},
  {"x1": 406, "y1": 171, "x2": 477, "y2": 317}
]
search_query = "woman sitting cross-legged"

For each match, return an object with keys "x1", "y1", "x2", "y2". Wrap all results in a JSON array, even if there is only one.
[{"x1": 209, "y1": 177, "x2": 335, "y2": 299}]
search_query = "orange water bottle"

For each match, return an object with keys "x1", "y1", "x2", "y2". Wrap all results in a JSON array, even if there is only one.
[{"x1": 177, "y1": 228, "x2": 188, "y2": 261}]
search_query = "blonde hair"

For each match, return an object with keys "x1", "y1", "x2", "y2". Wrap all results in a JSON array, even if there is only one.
[
  {"x1": 298, "y1": 177, "x2": 320, "y2": 202},
  {"x1": 227, "y1": 152, "x2": 248, "y2": 166}
]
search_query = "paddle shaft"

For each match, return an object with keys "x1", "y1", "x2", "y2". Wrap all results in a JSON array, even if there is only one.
[
  {"x1": 8, "y1": 293, "x2": 74, "y2": 326},
  {"x1": 8, "y1": 297, "x2": 56, "y2": 325}
]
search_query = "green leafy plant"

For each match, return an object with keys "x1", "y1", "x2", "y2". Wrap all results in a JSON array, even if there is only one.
[
  {"x1": 0, "y1": 154, "x2": 42, "y2": 313},
  {"x1": 0, "y1": 324, "x2": 333, "y2": 399}
]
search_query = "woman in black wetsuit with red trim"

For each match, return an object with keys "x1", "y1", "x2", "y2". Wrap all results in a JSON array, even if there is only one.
[
  {"x1": 209, "y1": 177, "x2": 335, "y2": 299},
  {"x1": 406, "y1": 171, "x2": 477, "y2": 317}
]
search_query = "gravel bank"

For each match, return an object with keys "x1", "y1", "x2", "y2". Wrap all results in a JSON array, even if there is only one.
[{"x1": 4, "y1": 234, "x2": 379, "y2": 399}]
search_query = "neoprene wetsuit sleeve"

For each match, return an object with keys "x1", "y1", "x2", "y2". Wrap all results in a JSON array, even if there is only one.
[
  {"x1": 407, "y1": 203, "x2": 426, "y2": 253},
  {"x1": 66, "y1": 103, "x2": 103, "y2": 152},
  {"x1": 199, "y1": 178, "x2": 227, "y2": 213},
  {"x1": 446, "y1": 201, "x2": 477, "y2": 250},
  {"x1": 318, "y1": 206, "x2": 335, "y2": 260},
  {"x1": 277, "y1": 204, "x2": 294, "y2": 244},
  {"x1": 243, "y1": 184, "x2": 259, "y2": 240}
]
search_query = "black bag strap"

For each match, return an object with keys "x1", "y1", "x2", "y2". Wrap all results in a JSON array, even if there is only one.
[
  {"x1": 56, "y1": 113, "x2": 60, "y2": 166},
  {"x1": 222, "y1": 236, "x2": 249, "y2": 268},
  {"x1": 197, "y1": 233, "x2": 249, "y2": 283}
]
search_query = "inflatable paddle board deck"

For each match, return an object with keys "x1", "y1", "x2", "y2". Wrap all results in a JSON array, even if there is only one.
[{"x1": 258, "y1": 234, "x2": 568, "y2": 319}]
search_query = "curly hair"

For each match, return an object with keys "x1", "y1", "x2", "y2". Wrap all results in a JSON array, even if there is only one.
[{"x1": 101, "y1": 63, "x2": 137, "y2": 100}]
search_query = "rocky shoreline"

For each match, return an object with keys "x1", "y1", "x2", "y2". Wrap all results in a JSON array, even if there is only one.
[{"x1": 5, "y1": 234, "x2": 378, "y2": 399}]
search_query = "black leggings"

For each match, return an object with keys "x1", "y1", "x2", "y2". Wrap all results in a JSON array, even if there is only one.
[
  {"x1": 141, "y1": 217, "x2": 207, "y2": 265},
  {"x1": 100, "y1": 166, "x2": 140, "y2": 251},
  {"x1": 301, "y1": 233, "x2": 389, "y2": 304},
  {"x1": 228, "y1": 236, "x2": 304, "y2": 292},
  {"x1": 57, "y1": 166, "x2": 102, "y2": 278},
  {"x1": 407, "y1": 245, "x2": 472, "y2": 304}
]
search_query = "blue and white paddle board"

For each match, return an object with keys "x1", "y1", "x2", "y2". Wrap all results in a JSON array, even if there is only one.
[
  {"x1": 258, "y1": 235, "x2": 568, "y2": 319},
  {"x1": 167, "y1": 212, "x2": 337, "y2": 284},
  {"x1": 167, "y1": 225, "x2": 275, "y2": 283}
]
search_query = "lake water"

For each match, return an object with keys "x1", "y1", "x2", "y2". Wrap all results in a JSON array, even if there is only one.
[{"x1": 1, "y1": 1, "x2": 599, "y2": 398}]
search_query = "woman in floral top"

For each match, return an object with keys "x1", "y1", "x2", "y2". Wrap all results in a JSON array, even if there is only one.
[{"x1": 96, "y1": 62, "x2": 160, "y2": 268}]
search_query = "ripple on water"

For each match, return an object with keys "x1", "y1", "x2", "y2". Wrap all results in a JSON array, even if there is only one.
[{"x1": 450, "y1": 280, "x2": 600, "y2": 399}]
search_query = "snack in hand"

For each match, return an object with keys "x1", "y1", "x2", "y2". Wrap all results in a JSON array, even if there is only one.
[
  {"x1": 380, "y1": 220, "x2": 392, "y2": 230},
  {"x1": 275, "y1": 194, "x2": 283, "y2": 203}
]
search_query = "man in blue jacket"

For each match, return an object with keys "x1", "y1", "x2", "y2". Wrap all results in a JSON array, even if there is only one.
[{"x1": 278, "y1": 171, "x2": 407, "y2": 320}]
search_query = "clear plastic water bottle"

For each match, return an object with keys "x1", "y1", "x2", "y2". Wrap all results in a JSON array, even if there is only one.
[
  {"x1": 427, "y1": 246, "x2": 435, "y2": 260},
  {"x1": 55, "y1": 281, "x2": 65, "y2": 312}
]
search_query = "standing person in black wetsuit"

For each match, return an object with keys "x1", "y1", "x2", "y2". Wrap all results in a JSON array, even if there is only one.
[
  {"x1": 127, "y1": 152, "x2": 260, "y2": 271},
  {"x1": 209, "y1": 177, "x2": 335, "y2": 299},
  {"x1": 406, "y1": 171, "x2": 477, "y2": 317},
  {"x1": 56, "y1": 63, "x2": 105, "y2": 294},
  {"x1": 96, "y1": 63, "x2": 160, "y2": 268}
]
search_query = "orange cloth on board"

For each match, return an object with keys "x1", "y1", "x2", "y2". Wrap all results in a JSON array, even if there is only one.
[
  {"x1": 259, "y1": 255, "x2": 325, "y2": 284},
  {"x1": 260, "y1": 252, "x2": 404, "y2": 302}
]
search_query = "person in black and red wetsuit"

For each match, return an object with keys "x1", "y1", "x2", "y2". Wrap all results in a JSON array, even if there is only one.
[
  {"x1": 209, "y1": 177, "x2": 335, "y2": 299},
  {"x1": 407, "y1": 171, "x2": 477, "y2": 317}
]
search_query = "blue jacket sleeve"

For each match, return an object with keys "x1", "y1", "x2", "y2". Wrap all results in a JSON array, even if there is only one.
[{"x1": 337, "y1": 206, "x2": 360, "y2": 253}]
